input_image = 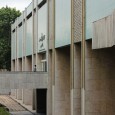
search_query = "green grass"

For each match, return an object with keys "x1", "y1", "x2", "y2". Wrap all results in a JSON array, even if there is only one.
[{"x1": 0, "y1": 107, "x2": 10, "y2": 115}]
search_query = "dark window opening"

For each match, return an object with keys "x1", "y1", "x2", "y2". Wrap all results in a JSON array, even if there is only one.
[
  {"x1": 12, "y1": 29, "x2": 15, "y2": 33},
  {"x1": 26, "y1": 12, "x2": 32, "y2": 20},
  {"x1": 18, "y1": 22, "x2": 22, "y2": 27},
  {"x1": 34, "y1": 8, "x2": 36, "y2": 12},
  {"x1": 38, "y1": 0, "x2": 47, "y2": 9},
  {"x1": 23, "y1": 19, "x2": 25, "y2": 22}
]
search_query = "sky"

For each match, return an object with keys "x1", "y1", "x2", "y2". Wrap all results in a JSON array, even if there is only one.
[{"x1": 0, "y1": 0, "x2": 32, "y2": 12}]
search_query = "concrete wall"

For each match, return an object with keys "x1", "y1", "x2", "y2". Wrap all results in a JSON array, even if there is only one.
[
  {"x1": 85, "y1": 40, "x2": 115, "y2": 115},
  {"x1": 23, "y1": 89, "x2": 33, "y2": 105},
  {"x1": 55, "y1": 47, "x2": 70, "y2": 115},
  {"x1": 17, "y1": 89, "x2": 22, "y2": 100}
]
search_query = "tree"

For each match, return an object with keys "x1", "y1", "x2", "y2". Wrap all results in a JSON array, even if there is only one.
[{"x1": 0, "y1": 6, "x2": 21, "y2": 70}]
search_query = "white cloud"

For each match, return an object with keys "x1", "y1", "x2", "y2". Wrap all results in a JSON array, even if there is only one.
[{"x1": 0, "y1": 0, "x2": 32, "y2": 12}]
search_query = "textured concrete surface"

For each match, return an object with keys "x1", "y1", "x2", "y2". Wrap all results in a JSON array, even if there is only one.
[
  {"x1": 74, "y1": 0, "x2": 82, "y2": 43},
  {"x1": 17, "y1": 89, "x2": 22, "y2": 100},
  {"x1": 92, "y1": 11, "x2": 115, "y2": 49},
  {"x1": 74, "y1": 43, "x2": 81, "y2": 115},
  {"x1": 55, "y1": 47, "x2": 70, "y2": 115},
  {"x1": 47, "y1": 51, "x2": 52, "y2": 115},
  {"x1": 85, "y1": 40, "x2": 115, "y2": 115},
  {"x1": 0, "y1": 72, "x2": 48, "y2": 89},
  {"x1": 23, "y1": 89, "x2": 33, "y2": 105}
]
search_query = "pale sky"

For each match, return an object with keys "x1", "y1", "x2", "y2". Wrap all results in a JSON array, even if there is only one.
[{"x1": 0, "y1": 0, "x2": 32, "y2": 12}]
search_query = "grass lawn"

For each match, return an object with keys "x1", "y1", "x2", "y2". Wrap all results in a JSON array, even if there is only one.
[{"x1": 0, "y1": 107, "x2": 10, "y2": 115}]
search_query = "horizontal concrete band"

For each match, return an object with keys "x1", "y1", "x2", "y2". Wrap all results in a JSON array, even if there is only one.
[{"x1": 0, "y1": 72, "x2": 48, "y2": 89}]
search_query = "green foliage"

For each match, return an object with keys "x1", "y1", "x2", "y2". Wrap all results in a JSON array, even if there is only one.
[
  {"x1": 0, "y1": 6, "x2": 21, "y2": 70},
  {"x1": 0, "y1": 107, "x2": 10, "y2": 115}
]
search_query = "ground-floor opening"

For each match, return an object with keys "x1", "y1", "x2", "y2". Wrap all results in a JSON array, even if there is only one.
[{"x1": 36, "y1": 89, "x2": 47, "y2": 115}]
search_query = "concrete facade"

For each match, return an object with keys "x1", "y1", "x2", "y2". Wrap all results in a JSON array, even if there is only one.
[
  {"x1": 55, "y1": 47, "x2": 70, "y2": 115},
  {"x1": 10, "y1": 0, "x2": 115, "y2": 115},
  {"x1": 85, "y1": 40, "x2": 115, "y2": 115}
]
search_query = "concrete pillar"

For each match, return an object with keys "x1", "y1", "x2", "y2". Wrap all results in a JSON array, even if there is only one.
[
  {"x1": 11, "y1": 61, "x2": 15, "y2": 97},
  {"x1": 73, "y1": 44, "x2": 81, "y2": 115},
  {"x1": 36, "y1": 54, "x2": 42, "y2": 71},
  {"x1": 17, "y1": 58, "x2": 22, "y2": 100},
  {"x1": 47, "y1": 51, "x2": 52, "y2": 115},
  {"x1": 23, "y1": 56, "x2": 33, "y2": 105},
  {"x1": 55, "y1": 47, "x2": 70, "y2": 115}
]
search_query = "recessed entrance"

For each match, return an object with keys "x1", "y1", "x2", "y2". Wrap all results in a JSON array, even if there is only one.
[{"x1": 36, "y1": 89, "x2": 47, "y2": 115}]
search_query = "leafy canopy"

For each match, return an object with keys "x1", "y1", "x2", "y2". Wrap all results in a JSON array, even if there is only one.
[{"x1": 0, "y1": 6, "x2": 21, "y2": 70}]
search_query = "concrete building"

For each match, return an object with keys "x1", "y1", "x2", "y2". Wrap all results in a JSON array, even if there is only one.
[{"x1": 11, "y1": 0, "x2": 115, "y2": 115}]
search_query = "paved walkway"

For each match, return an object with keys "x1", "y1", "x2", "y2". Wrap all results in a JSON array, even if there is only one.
[
  {"x1": 0, "y1": 95, "x2": 34, "y2": 115},
  {"x1": 10, "y1": 111, "x2": 33, "y2": 115},
  {"x1": 0, "y1": 95, "x2": 46, "y2": 115},
  {"x1": 10, "y1": 112, "x2": 46, "y2": 115},
  {"x1": 0, "y1": 95, "x2": 26, "y2": 112}
]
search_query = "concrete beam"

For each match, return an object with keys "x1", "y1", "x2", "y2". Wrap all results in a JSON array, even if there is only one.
[{"x1": 0, "y1": 72, "x2": 48, "y2": 89}]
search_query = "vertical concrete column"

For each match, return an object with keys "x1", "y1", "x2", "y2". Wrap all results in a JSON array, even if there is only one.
[
  {"x1": 22, "y1": 10, "x2": 26, "y2": 103},
  {"x1": 32, "y1": 0, "x2": 34, "y2": 72},
  {"x1": 17, "y1": 58, "x2": 22, "y2": 100},
  {"x1": 52, "y1": 0, "x2": 55, "y2": 115},
  {"x1": 74, "y1": 44, "x2": 81, "y2": 115},
  {"x1": 47, "y1": 0, "x2": 54, "y2": 114},
  {"x1": 15, "y1": 19, "x2": 18, "y2": 99},
  {"x1": 24, "y1": 5, "x2": 33, "y2": 104},
  {"x1": 47, "y1": 51, "x2": 52, "y2": 115},
  {"x1": 23, "y1": 8, "x2": 27, "y2": 103},
  {"x1": 55, "y1": 48, "x2": 70, "y2": 115},
  {"x1": 16, "y1": 18, "x2": 19, "y2": 72},
  {"x1": 32, "y1": 0, "x2": 36, "y2": 110},
  {"x1": 70, "y1": 0, "x2": 74, "y2": 114},
  {"x1": 17, "y1": 58, "x2": 23, "y2": 100},
  {"x1": 24, "y1": 56, "x2": 33, "y2": 105},
  {"x1": 37, "y1": 54, "x2": 42, "y2": 71},
  {"x1": 34, "y1": 0, "x2": 39, "y2": 111},
  {"x1": 81, "y1": 0, "x2": 85, "y2": 115},
  {"x1": 22, "y1": 10, "x2": 26, "y2": 72}
]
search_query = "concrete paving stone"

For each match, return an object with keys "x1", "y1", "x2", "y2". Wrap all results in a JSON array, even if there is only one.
[{"x1": 10, "y1": 111, "x2": 33, "y2": 115}]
